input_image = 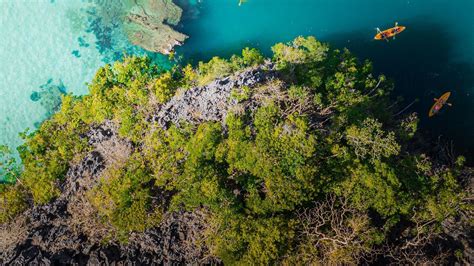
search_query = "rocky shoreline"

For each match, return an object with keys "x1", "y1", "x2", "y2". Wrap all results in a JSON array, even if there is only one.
[
  {"x1": 1, "y1": 58, "x2": 473, "y2": 264},
  {"x1": 0, "y1": 64, "x2": 276, "y2": 265}
]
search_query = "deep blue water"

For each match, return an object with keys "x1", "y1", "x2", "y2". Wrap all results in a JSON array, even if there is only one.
[
  {"x1": 0, "y1": 0, "x2": 473, "y2": 171},
  {"x1": 177, "y1": 0, "x2": 474, "y2": 161}
]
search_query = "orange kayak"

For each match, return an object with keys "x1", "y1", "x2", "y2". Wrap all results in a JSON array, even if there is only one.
[
  {"x1": 374, "y1": 26, "x2": 406, "y2": 40},
  {"x1": 428, "y1": 92, "x2": 451, "y2": 117}
]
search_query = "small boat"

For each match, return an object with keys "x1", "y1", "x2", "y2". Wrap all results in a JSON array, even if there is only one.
[
  {"x1": 374, "y1": 22, "x2": 406, "y2": 41},
  {"x1": 429, "y1": 92, "x2": 452, "y2": 117}
]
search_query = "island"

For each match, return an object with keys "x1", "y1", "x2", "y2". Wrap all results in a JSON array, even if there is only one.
[{"x1": 0, "y1": 37, "x2": 472, "y2": 264}]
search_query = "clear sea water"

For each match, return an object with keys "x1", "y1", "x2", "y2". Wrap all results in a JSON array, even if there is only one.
[
  {"x1": 1, "y1": 0, "x2": 473, "y2": 170},
  {"x1": 1, "y1": 0, "x2": 100, "y2": 150},
  {"x1": 0, "y1": 0, "x2": 169, "y2": 157},
  {"x1": 178, "y1": 0, "x2": 474, "y2": 161}
]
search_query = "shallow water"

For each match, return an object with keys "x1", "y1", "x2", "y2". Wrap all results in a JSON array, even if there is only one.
[
  {"x1": 0, "y1": 0, "x2": 169, "y2": 154},
  {"x1": 0, "y1": 1, "x2": 99, "y2": 150},
  {"x1": 0, "y1": 0, "x2": 473, "y2": 168}
]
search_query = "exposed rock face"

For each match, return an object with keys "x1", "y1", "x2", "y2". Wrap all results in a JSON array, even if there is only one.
[
  {"x1": 1, "y1": 208, "x2": 214, "y2": 265},
  {"x1": 1, "y1": 63, "x2": 472, "y2": 264},
  {"x1": 0, "y1": 118, "x2": 217, "y2": 264},
  {"x1": 0, "y1": 65, "x2": 277, "y2": 265},
  {"x1": 153, "y1": 62, "x2": 277, "y2": 129}
]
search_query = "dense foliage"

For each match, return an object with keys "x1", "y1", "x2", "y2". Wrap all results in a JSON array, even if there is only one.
[{"x1": 0, "y1": 36, "x2": 469, "y2": 263}]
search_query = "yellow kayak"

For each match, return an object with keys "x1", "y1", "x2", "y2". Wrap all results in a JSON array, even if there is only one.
[
  {"x1": 374, "y1": 23, "x2": 406, "y2": 40},
  {"x1": 429, "y1": 92, "x2": 451, "y2": 117}
]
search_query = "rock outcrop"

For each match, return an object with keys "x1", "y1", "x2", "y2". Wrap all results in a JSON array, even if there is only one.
[
  {"x1": 1, "y1": 62, "x2": 472, "y2": 265},
  {"x1": 0, "y1": 64, "x2": 277, "y2": 265},
  {"x1": 153, "y1": 61, "x2": 277, "y2": 128},
  {"x1": 0, "y1": 119, "x2": 217, "y2": 264}
]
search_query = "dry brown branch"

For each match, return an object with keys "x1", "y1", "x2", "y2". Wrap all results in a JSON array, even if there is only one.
[
  {"x1": 294, "y1": 194, "x2": 375, "y2": 265},
  {"x1": 252, "y1": 79, "x2": 337, "y2": 130},
  {"x1": 382, "y1": 217, "x2": 452, "y2": 265}
]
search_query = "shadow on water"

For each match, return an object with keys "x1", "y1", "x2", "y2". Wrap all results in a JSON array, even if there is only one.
[
  {"x1": 325, "y1": 18, "x2": 474, "y2": 164},
  {"x1": 175, "y1": 2, "x2": 273, "y2": 64}
]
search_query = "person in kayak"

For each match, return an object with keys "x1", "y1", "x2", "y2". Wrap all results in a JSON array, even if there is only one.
[{"x1": 374, "y1": 22, "x2": 406, "y2": 41}]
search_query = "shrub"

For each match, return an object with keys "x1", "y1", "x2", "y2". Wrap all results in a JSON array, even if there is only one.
[
  {"x1": 0, "y1": 184, "x2": 28, "y2": 223},
  {"x1": 1, "y1": 38, "x2": 467, "y2": 264}
]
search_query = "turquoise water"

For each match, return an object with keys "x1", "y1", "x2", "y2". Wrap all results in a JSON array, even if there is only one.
[
  {"x1": 178, "y1": 0, "x2": 474, "y2": 160},
  {"x1": 0, "y1": 0, "x2": 169, "y2": 155},
  {"x1": 0, "y1": 0, "x2": 101, "y2": 150},
  {"x1": 0, "y1": 0, "x2": 473, "y2": 167}
]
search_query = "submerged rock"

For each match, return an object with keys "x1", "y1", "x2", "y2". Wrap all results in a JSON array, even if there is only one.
[
  {"x1": 122, "y1": 0, "x2": 188, "y2": 54},
  {"x1": 85, "y1": 0, "x2": 187, "y2": 58},
  {"x1": 30, "y1": 79, "x2": 66, "y2": 118}
]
